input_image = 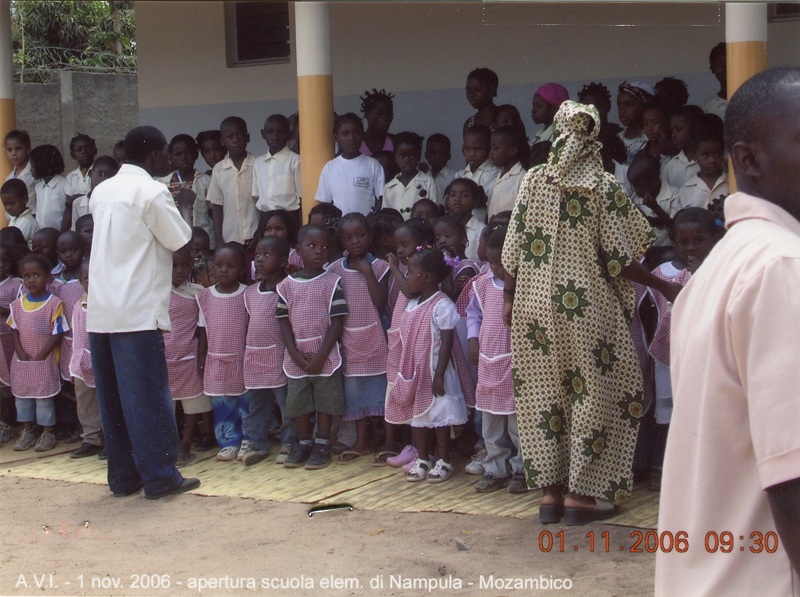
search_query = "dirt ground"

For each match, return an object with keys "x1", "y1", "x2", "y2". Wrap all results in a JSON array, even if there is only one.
[{"x1": 0, "y1": 475, "x2": 655, "y2": 597}]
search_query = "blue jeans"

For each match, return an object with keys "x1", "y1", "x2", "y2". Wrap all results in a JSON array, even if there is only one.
[
  {"x1": 242, "y1": 386, "x2": 294, "y2": 451},
  {"x1": 15, "y1": 397, "x2": 56, "y2": 426},
  {"x1": 89, "y1": 331, "x2": 183, "y2": 496},
  {"x1": 211, "y1": 395, "x2": 249, "y2": 448}
]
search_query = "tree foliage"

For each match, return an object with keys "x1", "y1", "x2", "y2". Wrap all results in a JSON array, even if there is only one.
[{"x1": 11, "y1": 1, "x2": 137, "y2": 83}]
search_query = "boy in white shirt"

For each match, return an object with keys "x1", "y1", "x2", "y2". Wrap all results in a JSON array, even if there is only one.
[
  {"x1": 424, "y1": 134, "x2": 455, "y2": 200},
  {"x1": 677, "y1": 129, "x2": 728, "y2": 212},
  {"x1": 454, "y1": 125, "x2": 500, "y2": 223},
  {"x1": 64, "y1": 133, "x2": 97, "y2": 201},
  {"x1": 252, "y1": 114, "x2": 302, "y2": 231},
  {"x1": 1, "y1": 179, "x2": 38, "y2": 244},
  {"x1": 487, "y1": 127, "x2": 526, "y2": 220},
  {"x1": 4, "y1": 130, "x2": 36, "y2": 215},
  {"x1": 382, "y1": 131, "x2": 441, "y2": 219}
]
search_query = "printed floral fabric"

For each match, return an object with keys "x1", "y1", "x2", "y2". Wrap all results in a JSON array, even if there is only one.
[{"x1": 502, "y1": 101, "x2": 655, "y2": 500}]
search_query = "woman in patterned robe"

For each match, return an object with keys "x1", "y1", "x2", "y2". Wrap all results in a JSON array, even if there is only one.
[{"x1": 501, "y1": 101, "x2": 680, "y2": 525}]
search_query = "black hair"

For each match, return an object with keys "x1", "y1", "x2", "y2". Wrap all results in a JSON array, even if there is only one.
[
  {"x1": 337, "y1": 212, "x2": 371, "y2": 241},
  {"x1": 481, "y1": 219, "x2": 508, "y2": 241},
  {"x1": 467, "y1": 68, "x2": 499, "y2": 98},
  {"x1": 410, "y1": 198, "x2": 441, "y2": 217},
  {"x1": 654, "y1": 77, "x2": 689, "y2": 113},
  {"x1": 169, "y1": 134, "x2": 198, "y2": 153},
  {"x1": 196, "y1": 130, "x2": 223, "y2": 147},
  {"x1": 627, "y1": 151, "x2": 661, "y2": 183},
  {"x1": 0, "y1": 226, "x2": 29, "y2": 276},
  {"x1": 18, "y1": 252, "x2": 52, "y2": 274},
  {"x1": 434, "y1": 215, "x2": 467, "y2": 239},
  {"x1": 214, "y1": 241, "x2": 247, "y2": 270},
  {"x1": 91, "y1": 155, "x2": 119, "y2": 175},
  {"x1": 709, "y1": 42, "x2": 726, "y2": 69},
  {"x1": 360, "y1": 89, "x2": 395, "y2": 116},
  {"x1": 308, "y1": 202, "x2": 342, "y2": 227},
  {"x1": 29, "y1": 145, "x2": 65, "y2": 178},
  {"x1": 174, "y1": 242, "x2": 193, "y2": 261},
  {"x1": 409, "y1": 248, "x2": 451, "y2": 283},
  {"x1": 220, "y1": 116, "x2": 248, "y2": 132},
  {"x1": 393, "y1": 131, "x2": 424, "y2": 154},
  {"x1": 486, "y1": 225, "x2": 508, "y2": 251},
  {"x1": 490, "y1": 210, "x2": 513, "y2": 225},
  {"x1": 491, "y1": 125, "x2": 522, "y2": 149},
  {"x1": 75, "y1": 214, "x2": 93, "y2": 232},
  {"x1": 69, "y1": 133, "x2": 97, "y2": 153},
  {"x1": 578, "y1": 82, "x2": 612, "y2": 110},
  {"x1": 255, "y1": 209, "x2": 299, "y2": 246},
  {"x1": 191, "y1": 226, "x2": 210, "y2": 242},
  {"x1": 297, "y1": 223, "x2": 330, "y2": 245},
  {"x1": 5, "y1": 129, "x2": 30, "y2": 147},
  {"x1": 113, "y1": 140, "x2": 125, "y2": 151},
  {"x1": 463, "y1": 124, "x2": 491, "y2": 146},
  {"x1": 33, "y1": 227, "x2": 60, "y2": 246},
  {"x1": 0, "y1": 179, "x2": 27, "y2": 198},
  {"x1": 368, "y1": 213, "x2": 401, "y2": 255},
  {"x1": 265, "y1": 114, "x2": 290, "y2": 130},
  {"x1": 256, "y1": 234, "x2": 291, "y2": 259},
  {"x1": 57, "y1": 230, "x2": 85, "y2": 250},
  {"x1": 426, "y1": 133, "x2": 451, "y2": 151},
  {"x1": 700, "y1": 113, "x2": 724, "y2": 141},
  {"x1": 372, "y1": 207, "x2": 404, "y2": 225},
  {"x1": 673, "y1": 207, "x2": 718, "y2": 234},
  {"x1": 443, "y1": 178, "x2": 487, "y2": 210},
  {"x1": 333, "y1": 112, "x2": 363, "y2": 135},
  {"x1": 686, "y1": 126, "x2": 724, "y2": 155},
  {"x1": 725, "y1": 66, "x2": 800, "y2": 153},
  {"x1": 124, "y1": 126, "x2": 167, "y2": 164},
  {"x1": 398, "y1": 217, "x2": 436, "y2": 247}
]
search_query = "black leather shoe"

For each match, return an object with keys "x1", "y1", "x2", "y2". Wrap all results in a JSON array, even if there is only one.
[
  {"x1": 70, "y1": 442, "x2": 103, "y2": 459},
  {"x1": 145, "y1": 477, "x2": 201, "y2": 500}
]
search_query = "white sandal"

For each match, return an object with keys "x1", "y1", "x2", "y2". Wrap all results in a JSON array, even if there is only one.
[
  {"x1": 406, "y1": 458, "x2": 431, "y2": 482},
  {"x1": 426, "y1": 459, "x2": 453, "y2": 483}
]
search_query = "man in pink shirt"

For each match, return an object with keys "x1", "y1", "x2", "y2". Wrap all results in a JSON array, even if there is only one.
[{"x1": 656, "y1": 67, "x2": 800, "y2": 596}]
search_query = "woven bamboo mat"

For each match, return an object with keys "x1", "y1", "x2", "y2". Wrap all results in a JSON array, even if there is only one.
[{"x1": 0, "y1": 443, "x2": 659, "y2": 528}]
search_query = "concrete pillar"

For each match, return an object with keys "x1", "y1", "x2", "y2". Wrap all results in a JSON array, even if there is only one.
[
  {"x1": 726, "y1": 3, "x2": 768, "y2": 192},
  {"x1": 0, "y1": 0, "x2": 14, "y2": 224},
  {"x1": 295, "y1": 2, "x2": 334, "y2": 224}
]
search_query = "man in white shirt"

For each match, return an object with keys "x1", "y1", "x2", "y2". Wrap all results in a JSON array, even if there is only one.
[{"x1": 87, "y1": 126, "x2": 200, "y2": 500}]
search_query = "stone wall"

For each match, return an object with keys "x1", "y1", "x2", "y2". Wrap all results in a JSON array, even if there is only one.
[{"x1": 13, "y1": 72, "x2": 138, "y2": 161}]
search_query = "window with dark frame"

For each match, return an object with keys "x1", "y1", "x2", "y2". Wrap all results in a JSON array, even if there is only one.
[
  {"x1": 225, "y1": 2, "x2": 290, "y2": 67},
  {"x1": 768, "y1": 3, "x2": 800, "y2": 22}
]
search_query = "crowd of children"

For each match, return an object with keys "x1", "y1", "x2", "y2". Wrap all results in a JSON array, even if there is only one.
[{"x1": 0, "y1": 51, "x2": 729, "y2": 499}]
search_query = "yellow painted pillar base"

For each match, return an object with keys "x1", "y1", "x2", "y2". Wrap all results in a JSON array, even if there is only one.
[
  {"x1": 0, "y1": 96, "x2": 13, "y2": 225},
  {"x1": 298, "y1": 74, "x2": 334, "y2": 225}
]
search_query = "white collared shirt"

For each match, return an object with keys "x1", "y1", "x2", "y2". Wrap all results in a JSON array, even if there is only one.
[
  {"x1": 661, "y1": 150, "x2": 700, "y2": 190},
  {"x1": 432, "y1": 166, "x2": 456, "y2": 200},
  {"x1": 383, "y1": 170, "x2": 441, "y2": 219},
  {"x1": 532, "y1": 123, "x2": 556, "y2": 144},
  {"x1": 64, "y1": 166, "x2": 92, "y2": 197},
  {"x1": 488, "y1": 162, "x2": 526, "y2": 220},
  {"x1": 677, "y1": 173, "x2": 729, "y2": 212},
  {"x1": 34, "y1": 175, "x2": 67, "y2": 230},
  {"x1": 207, "y1": 153, "x2": 259, "y2": 244},
  {"x1": 5, "y1": 161, "x2": 37, "y2": 214},
  {"x1": 464, "y1": 215, "x2": 485, "y2": 261},
  {"x1": 87, "y1": 164, "x2": 192, "y2": 333},
  {"x1": 8, "y1": 208, "x2": 39, "y2": 245},
  {"x1": 455, "y1": 160, "x2": 501, "y2": 201},
  {"x1": 251, "y1": 146, "x2": 302, "y2": 212}
]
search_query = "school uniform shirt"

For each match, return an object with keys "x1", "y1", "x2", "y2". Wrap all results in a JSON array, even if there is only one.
[
  {"x1": 87, "y1": 163, "x2": 192, "y2": 334},
  {"x1": 464, "y1": 215, "x2": 485, "y2": 261},
  {"x1": 207, "y1": 153, "x2": 259, "y2": 244},
  {"x1": 677, "y1": 173, "x2": 729, "y2": 212},
  {"x1": 4, "y1": 161, "x2": 37, "y2": 214},
  {"x1": 251, "y1": 146, "x2": 302, "y2": 212},
  {"x1": 157, "y1": 169, "x2": 215, "y2": 248},
  {"x1": 70, "y1": 194, "x2": 91, "y2": 230},
  {"x1": 620, "y1": 131, "x2": 648, "y2": 164},
  {"x1": 655, "y1": 192, "x2": 800, "y2": 597},
  {"x1": 165, "y1": 282, "x2": 205, "y2": 400},
  {"x1": 315, "y1": 154, "x2": 384, "y2": 216},
  {"x1": 382, "y1": 170, "x2": 441, "y2": 219},
  {"x1": 69, "y1": 298, "x2": 94, "y2": 387},
  {"x1": 433, "y1": 166, "x2": 456, "y2": 200},
  {"x1": 7, "y1": 208, "x2": 39, "y2": 245},
  {"x1": 532, "y1": 123, "x2": 556, "y2": 144},
  {"x1": 243, "y1": 283, "x2": 286, "y2": 390},
  {"x1": 64, "y1": 166, "x2": 91, "y2": 197},
  {"x1": 703, "y1": 94, "x2": 727, "y2": 119},
  {"x1": 661, "y1": 150, "x2": 700, "y2": 190},
  {"x1": 487, "y1": 162, "x2": 525, "y2": 220},
  {"x1": 455, "y1": 160, "x2": 501, "y2": 203},
  {"x1": 34, "y1": 175, "x2": 67, "y2": 230}
]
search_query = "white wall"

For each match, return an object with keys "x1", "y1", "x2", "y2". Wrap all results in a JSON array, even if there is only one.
[{"x1": 136, "y1": 2, "x2": 800, "y2": 167}]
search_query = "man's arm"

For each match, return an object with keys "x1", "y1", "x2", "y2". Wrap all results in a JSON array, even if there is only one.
[{"x1": 767, "y1": 478, "x2": 800, "y2": 575}]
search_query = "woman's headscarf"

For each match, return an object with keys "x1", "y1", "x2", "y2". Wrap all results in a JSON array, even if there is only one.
[{"x1": 542, "y1": 100, "x2": 604, "y2": 190}]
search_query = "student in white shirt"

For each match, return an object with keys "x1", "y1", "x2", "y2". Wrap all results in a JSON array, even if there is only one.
[
  {"x1": 454, "y1": 125, "x2": 500, "y2": 223},
  {"x1": 29, "y1": 144, "x2": 68, "y2": 232},
  {"x1": 627, "y1": 152, "x2": 679, "y2": 247},
  {"x1": 1, "y1": 179, "x2": 38, "y2": 245},
  {"x1": 382, "y1": 131, "x2": 441, "y2": 219},
  {"x1": 252, "y1": 114, "x2": 302, "y2": 231},
  {"x1": 71, "y1": 156, "x2": 119, "y2": 230},
  {"x1": 702, "y1": 42, "x2": 728, "y2": 119},
  {"x1": 64, "y1": 133, "x2": 97, "y2": 206},
  {"x1": 677, "y1": 129, "x2": 728, "y2": 212},
  {"x1": 487, "y1": 126, "x2": 526, "y2": 220},
  {"x1": 316, "y1": 113, "x2": 384, "y2": 216},
  {"x1": 4, "y1": 130, "x2": 36, "y2": 215},
  {"x1": 424, "y1": 134, "x2": 455, "y2": 200}
]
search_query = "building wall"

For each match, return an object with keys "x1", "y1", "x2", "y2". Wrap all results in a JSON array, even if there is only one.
[{"x1": 136, "y1": 2, "x2": 800, "y2": 168}]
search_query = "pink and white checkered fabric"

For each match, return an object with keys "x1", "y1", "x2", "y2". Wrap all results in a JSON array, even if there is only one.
[
  {"x1": 69, "y1": 301, "x2": 94, "y2": 387},
  {"x1": 166, "y1": 289, "x2": 204, "y2": 400},
  {"x1": 9, "y1": 295, "x2": 63, "y2": 399},
  {"x1": 55, "y1": 279, "x2": 84, "y2": 381},
  {"x1": 243, "y1": 284, "x2": 286, "y2": 389},
  {"x1": 472, "y1": 274, "x2": 514, "y2": 414},
  {"x1": 196, "y1": 285, "x2": 248, "y2": 396}
]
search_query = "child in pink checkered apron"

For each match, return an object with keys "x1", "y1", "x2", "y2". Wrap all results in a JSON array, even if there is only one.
[
  {"x1": 7, "y1": 254, "x2": 68, "y2": 452},
  {"x1": 327, "y1": 213, "x2": 389, "y2": 464},
  {"x1": 0, "y1": 244, "x2": 22, "y2": 443},
  {"x1": 466, "y1": 226, "x2": 527, "y2": 494},
  {"x1": 196, "y1": 243, "x2": 249, "y2": 463},
  {"x1": 386, "y1": 248, "x2": 468, "y2": 483},
  {"x1": 168, "y1": 246, "x2": 213, "y2": 467},
  {"x1": 54, "y1": 231, "x2": 86, "y2": 391}
]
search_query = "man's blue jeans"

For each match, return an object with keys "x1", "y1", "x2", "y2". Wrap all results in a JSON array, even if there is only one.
[{"x1": 89, "y1": 330, "x2": 183, "y2": 496}]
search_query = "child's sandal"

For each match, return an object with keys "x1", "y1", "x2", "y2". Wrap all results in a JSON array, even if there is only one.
[
  {"x1": 426, "y1": 459, "x2": 453, "y2": 483},
  {"x1": 406, "y1": 458, "x2": 431, "y2": 482},
  {"x1": 371, "y1": 450, "x2": 397, "y2": 467}
]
